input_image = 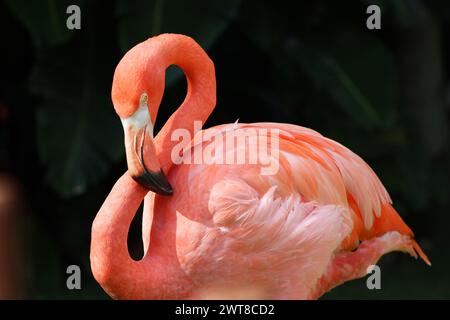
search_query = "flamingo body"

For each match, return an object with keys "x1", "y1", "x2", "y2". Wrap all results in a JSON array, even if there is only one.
[{"x1": 90, "y1": 34, "x2": 429, "y2": 300}]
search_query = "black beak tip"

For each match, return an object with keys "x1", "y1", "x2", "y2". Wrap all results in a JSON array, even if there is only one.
[{"x1": 132, "y1": 169, "x2": 173, "y2": 196}]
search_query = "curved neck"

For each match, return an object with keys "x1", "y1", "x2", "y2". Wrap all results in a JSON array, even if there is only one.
[
  {"x1": 90, "y1": 173, "x2": 148, "y2": 298},
  {"x1": 91, "y1": 35, "x2": 214, "y2": 298},
  {"x1": 147, "y1": 34, "x2": 216, "y2": 172},
  {"x1": 90, "y1": 173, "x2": 191, "y2": 299}
]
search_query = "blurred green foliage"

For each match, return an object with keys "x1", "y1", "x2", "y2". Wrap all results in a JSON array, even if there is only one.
[{"x1": 0, "y1": 0, "x2": 449, "y2": 298}]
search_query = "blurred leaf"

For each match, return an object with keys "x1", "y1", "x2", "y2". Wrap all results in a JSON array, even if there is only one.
[
  {"x1": 240, "y1": 3, "x2": 397, "y2": 129},
  {"x1": 240, "y1": 0, "x2": 304, "y2": 52},
  {"x1": 294, "y1": 33, "x2": 397, "y2": 129},
  {"x1": 116, "y1": 0, "x2": 240, "y2": 85},
  {"x1": 4, "y1": 0, "x2": 83, "y2": 47},
  {"x1": 31, "y1": 5, "x2": 123, "y2": 197},
  {"x1": 395, "y1": 148, "x2": 430, "y2": 211},
  {"x1": 116, "y1": 0, "x2": 240, "y2": 51}
]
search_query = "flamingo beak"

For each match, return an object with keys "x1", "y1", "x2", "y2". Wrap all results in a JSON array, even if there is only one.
[{"x1": 121, "y1": 104, "x2": 173, "y2": 196}]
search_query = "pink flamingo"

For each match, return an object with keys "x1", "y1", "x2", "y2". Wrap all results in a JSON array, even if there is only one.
[{"x1": 90, "y1": 34, "x2": 430, "y2": 299}]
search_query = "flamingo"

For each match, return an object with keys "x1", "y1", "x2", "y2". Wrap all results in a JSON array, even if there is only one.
[{"x1": 90, "y1": 33, "x2": 430, "y2": 299}]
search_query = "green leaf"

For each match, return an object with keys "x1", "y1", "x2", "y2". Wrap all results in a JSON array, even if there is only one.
[
  {"x1": 116, "y1": 0, "x2": 240, "y2": 51},
  {"x1": 116, "y1": 0, "x2": 240, "y2": 84},
  {"x1": 294, "y1": 33, "x2": 397, "y2": 129},
  {"x1": 31, "y1": 8, "x2": 123, "y2": 197},
  {"x1": 4, "y1": 0, "x2": 82, "y2": 47}
]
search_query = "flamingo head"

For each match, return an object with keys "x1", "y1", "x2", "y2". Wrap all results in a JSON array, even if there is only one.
[{"x1": 111, "y1": 40, "x2": 173, "y2": 196}]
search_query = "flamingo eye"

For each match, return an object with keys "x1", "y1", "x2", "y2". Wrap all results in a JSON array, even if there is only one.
[{"x1": 139, "y1": 92, "x2": 148, "y2": 106}]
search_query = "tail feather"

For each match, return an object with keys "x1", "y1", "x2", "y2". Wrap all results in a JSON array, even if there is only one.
[
  {"x1": 413, "y1": 240, "x2": 431, "y2": 266},
  {"x1": 344, "y1": 199, "x2": 431, "y2": 266},
  {"x1": 372, "y1": 204, "x2": 431, "y2": 266}
]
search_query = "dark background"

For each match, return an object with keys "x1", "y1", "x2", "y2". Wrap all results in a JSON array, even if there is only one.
[{"x1": 0, "y1": 0, "x2": 449, "y2": 299}]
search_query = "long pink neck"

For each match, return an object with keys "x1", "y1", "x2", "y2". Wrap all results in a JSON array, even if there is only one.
[
  {"x1": 91, "y1": 173, "x2": 192, "y2": 299},
  {"x1": 149, "y1": 35, "x2": 216, "y2": 172},
  {"x1": 90, "y1": 174, "x2": 149, "y2": 299}
]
